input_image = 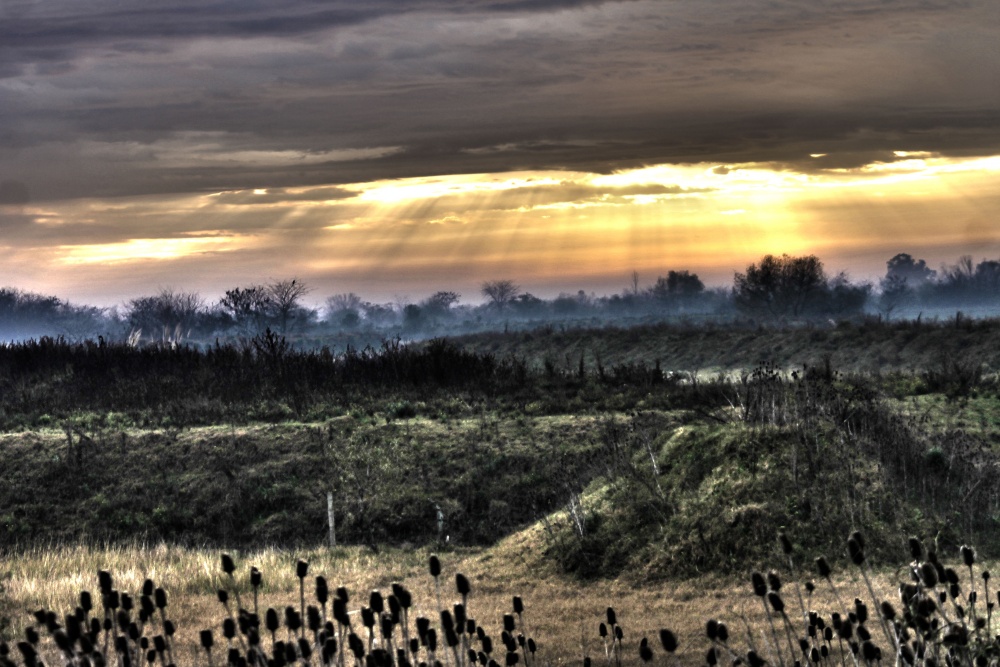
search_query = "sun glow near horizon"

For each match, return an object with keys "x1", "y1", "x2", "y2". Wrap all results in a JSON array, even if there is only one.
[{"x1": 6, "y1": 152, "x2": 1000, "y2": 305}]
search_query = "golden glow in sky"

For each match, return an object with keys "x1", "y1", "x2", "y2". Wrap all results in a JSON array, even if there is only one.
[{"x1": 3, "y1": 152, "x2": 1000, "y2": 305}]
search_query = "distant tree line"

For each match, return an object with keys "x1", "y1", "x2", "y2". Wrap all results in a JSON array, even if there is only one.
[{"x1": 4, "y1": 251, "x2": 1000, "y2": 343}]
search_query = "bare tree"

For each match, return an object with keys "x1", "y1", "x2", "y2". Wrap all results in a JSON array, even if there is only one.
[
  {"x1": 325, "y1": 292, "x2": 362, "y2": 314},
  {"x1": 126, "y1": 289, "x2": 203, "y2": 342},
  {"x1": 219, "y1": 285, "x2": 272, "y2": 336},
  {"x1": 481, "y1": 279, "x2": 520, "y2": 311},
  {"x1": 267, "y1": 279, "x2": 312, "y2": 333}
]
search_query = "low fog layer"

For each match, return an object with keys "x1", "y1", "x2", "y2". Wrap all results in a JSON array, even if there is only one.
[{"x1": 2, "y1": 252, "x2": 999, "y2": 346}]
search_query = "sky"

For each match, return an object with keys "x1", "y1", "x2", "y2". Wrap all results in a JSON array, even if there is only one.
[{"x1": 1, "y1": 0, "x2": 999, "y2": 307}]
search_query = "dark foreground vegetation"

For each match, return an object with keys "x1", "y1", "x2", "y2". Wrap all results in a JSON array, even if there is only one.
[{"x1": 3, "y1": 535, "x2": 998, "y2": 667}]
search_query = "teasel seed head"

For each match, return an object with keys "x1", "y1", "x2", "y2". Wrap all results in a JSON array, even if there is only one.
[
  {"x1": 716, "y1": 622, "x2": 729, "y2": 643},
  {"x1": 370, "y1": 590, "x2": 384, "y2": 614},
  {"x1": 908, "y1": 538, "x2": 923, "y2": 561},
  {"x1": 429, "y1": 555, "x2": 442, "y2": 578},
  {"x1": 961, "y1": 545, "x2": 976, "y2": 567},
  {"x1": 307, "y1": 606, "x2": 321, "y2": 632},
  {"x1": 606, "y1": 607, "x2": 617, "y2": 626},
  {"x1": 416, "y1": 616, "x2": 430, "y2": 642},
  {"x1": 295, "y1": 560, "x2": 308, "y2": 580},
  {"x1": 983, "y1": 570, "x2": 991, "y2": 582},
  {"x1": 880, "y1": 601, "x2": 896, "y2": 621},
  {"x1": 919, "y1": 563, "x2": 938, "y2": 588},
  {"x1": 217, "y1": 590, "x2": 228, "y2": 606},
  {"x1": 250, "y1": 567, "x2": 262, "y2": 589},
  {"x1": 779, "y1": 533, "x2": 793, "y2": 555},
  {"x1": 639, "y1": 638, "x2": 653, "y2": 662},
  {"x1": 805, "y1": 581, "x2": 815, "y2": 595},
  {"x1": 284, "y1": 606, "x2": 301, "y2": 633},
  {"x1": 614, "y1": 625, "x2": 623, "y2": 641},
  {"x1": 659, "y1": 629, "x2": 677, "y2": 653},
  {"x1": 747, "y1": 650, "x2": 765, "y2": 667},
  {"x1": 767, "y1": 571, "x2": 782, "y2": 592},
  {"x1": 456, "y1": 573, "x2": 471, "y2": 597},
  {"x1": 361, "y1": 607, "x2": 375, "y2": 629},
  {"x1": 854, "y1": 599, "x2": 868, "y2": 624},
  {"x1": 315, "y1": 576, "x2": 328, "y2": 605},
  {"x1": 200, "y1": 630, "x2": 214, "y2": 650},
  {"x1": 850, "y1": 531, "x2": 865, "y2": 551},
  {"x1": 336, "y1": 586, "x2": 349, "y2": 603},
  {"x1": 155, "y1": 587, "x2": 168, "y2": 610},
  {"x1": 767, "y1": 592, "x2": 785, "y2": 614},
  {"x1": 265, "y1": 608, "x2": 279, "y2": 634},
  {"x1": 847, "y1": 536, "x2": 865, "y2": 566},
  {"x1": 98, "y1": 571, "x2": 113, "y2": 595},
  {"x1": 706, "y1": 620, "x2": 719, "y2": 641},
  {"x1": 221, "y1": 554, "x2": 236, "y2": 576},
  {"x1": 426, "y1": 628, "x2": 438, "y2": 653},
  {"x1": 598, "y1": 623, "x2": 607, "y2": 639},
  {"x1": 502, "y1": 614, "x2": 515, "y2": 633},
  {"x1": 751, "y1": 572, "x2": 767, "y2": 597}
]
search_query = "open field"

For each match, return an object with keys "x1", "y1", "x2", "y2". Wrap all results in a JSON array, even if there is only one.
[{"x1": 1, "y1": 533, "x2": 970, "y2": 666}]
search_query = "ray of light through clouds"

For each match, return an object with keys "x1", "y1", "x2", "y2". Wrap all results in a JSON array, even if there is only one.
[{"x1": 1, "y1": 0, "x2": 999, "y2": 305}]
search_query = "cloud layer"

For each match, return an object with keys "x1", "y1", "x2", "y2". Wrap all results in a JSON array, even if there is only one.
[
  {"x1": 3, "y1": 0, "x2": 1000, "y2": 305},
  {"x1": 3, "y1": 0, "x2": 999, "y2": 202}
]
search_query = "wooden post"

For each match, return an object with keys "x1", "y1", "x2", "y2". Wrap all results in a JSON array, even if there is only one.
[{"x1": 327, "y1": 492, "x2": 336, "y2": 547}]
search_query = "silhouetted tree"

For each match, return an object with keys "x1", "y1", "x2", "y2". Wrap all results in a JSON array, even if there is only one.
[
  {"x1": 219, "y1": 285, "x2": 272, "y2": 336},
  {"x1": 422, "y1": 291, "x2": 460, "y2": 316},
  {"x1": 126, "y1": 289, "x2": 203, "y2": 341},
  {"x1": 481, "y1": 280, "x2": 520, "y2": 311},
  {"x1": 651, "y1": 270, "x2": 705, "y2": 309},
  {"x1": 325, "y1": 293, "x2": 363, "y2": 328},
  {"x1": 511, "y1": 292, "x2": 545, "y2": 315},
  {"x1": 886, "y1": 253, "x2": 936, "y2": 287},
  {"x1": 822, "y1": 272, "x2": 871, "y2": 317},
  {"x1": 878, "y1": 274, "x2": 911, "y2": 321},
  {"x1": 267, "y1": 279, "x2": 311, "y2": 333},
  {"x1": 733, "y1": 254, "x2": 826, "y2": 318}
]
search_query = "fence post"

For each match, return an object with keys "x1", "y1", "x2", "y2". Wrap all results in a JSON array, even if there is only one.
[{"x1": 327, "y1": 492, "x2": 336, "y2": 547}]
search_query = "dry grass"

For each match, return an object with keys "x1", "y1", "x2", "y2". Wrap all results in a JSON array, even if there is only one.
[{"x1": 1, "y1": 524, "x2": 929, "y2": 666}]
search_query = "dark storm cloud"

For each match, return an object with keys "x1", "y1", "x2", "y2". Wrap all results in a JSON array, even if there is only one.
[{"x1": 2, "y1": 0, "x2": 998, "y2": 202}]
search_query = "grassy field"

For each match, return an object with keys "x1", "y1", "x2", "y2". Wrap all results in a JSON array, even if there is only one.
[{"x1": 0, "y1": 530, "x2": 951, "y2": 666}]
